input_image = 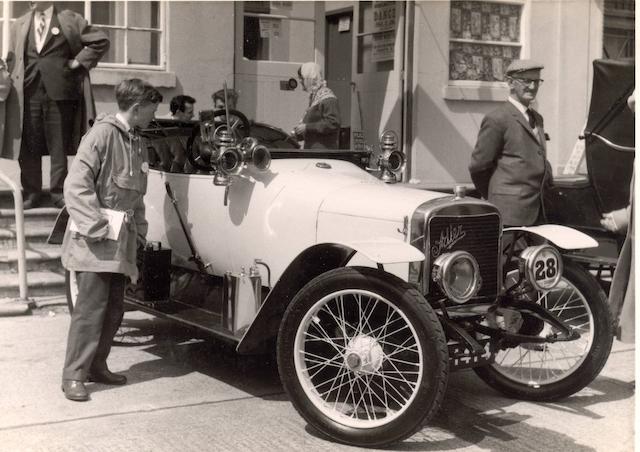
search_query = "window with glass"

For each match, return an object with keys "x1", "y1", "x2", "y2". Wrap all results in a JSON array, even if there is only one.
[
  {"x1": 356, "y1": 1, "x2": 397, "y2": 74},
  {"x1": 449, "y1": 1, "x2": 523, "y2": 82},
  {"x1": 1, "y1": 1, "x2": 165, "y2": 69},
  {"x1": 243, "y1": 1, "x2": 315, "y2": 62},
  {"x1": 603, "y1": 0, "x2": 635, "y2": 59}
]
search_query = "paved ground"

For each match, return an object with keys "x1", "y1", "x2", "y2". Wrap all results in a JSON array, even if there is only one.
[{"x1": 0, "y1": 305, "x2": 635, "y2": 452}]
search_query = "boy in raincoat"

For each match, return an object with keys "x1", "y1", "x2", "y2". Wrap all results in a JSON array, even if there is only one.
[{"x1": 60, "y1": 78, "x2": 162, "y2": 401}]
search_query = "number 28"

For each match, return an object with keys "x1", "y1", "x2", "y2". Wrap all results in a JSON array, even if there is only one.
[{"x1": 535, "y1": 258, "x2": 557, "y2": 280}]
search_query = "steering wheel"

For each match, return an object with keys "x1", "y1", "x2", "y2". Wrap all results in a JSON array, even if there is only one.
[
  {"x1": 186, "y1": 109, "x2": 251, "y2": 172},
  {"x1": 212, "y1": 108, "x2": 251, "y2": 141}
]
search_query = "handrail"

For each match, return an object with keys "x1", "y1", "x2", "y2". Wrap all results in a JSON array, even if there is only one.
[
  {"x1": 584, "y1": 132, "x2": 636, "y2": 153},
  {"x1": 0, "y1": 170, "x2": 27, "y2": 300}
]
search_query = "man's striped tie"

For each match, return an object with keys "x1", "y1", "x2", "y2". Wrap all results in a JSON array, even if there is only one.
[{"x1": 37, "y1": 12, "x2": 46, "y2": 39}]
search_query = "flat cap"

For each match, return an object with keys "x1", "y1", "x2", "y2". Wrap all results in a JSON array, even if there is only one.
[{"x1": 506, "y1": 59, "x2": 544, "y2": 76}]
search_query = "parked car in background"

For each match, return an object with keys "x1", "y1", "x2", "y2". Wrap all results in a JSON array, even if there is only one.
[
  {"x1": 544, "y1": 58, "x2": 635, "y2": 293},
  {"x1": 61, "y1": 105, "x2": 614, "y2": 447}
]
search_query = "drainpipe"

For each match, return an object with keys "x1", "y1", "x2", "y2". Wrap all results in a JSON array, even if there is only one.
[{"x1": 402, "y1": 0, "x2": 415, "y2": 181}]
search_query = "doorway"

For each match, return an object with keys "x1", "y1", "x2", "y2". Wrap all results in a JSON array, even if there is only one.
[{"x1": 325, "y1": 9, "x2": 353, "y2": 149}]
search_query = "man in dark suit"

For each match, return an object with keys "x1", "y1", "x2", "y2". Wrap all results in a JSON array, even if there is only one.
[
  {"x1": 469, "y1": 59, "x2": 552, "y2": 227},
  {"x1": 3, "y1": 2, "x2": 109, "y2": 209}
]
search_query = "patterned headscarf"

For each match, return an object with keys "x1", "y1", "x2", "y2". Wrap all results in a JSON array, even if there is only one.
[{"x1": 298, "y1": 62, "x2": 336, "y2": 108}]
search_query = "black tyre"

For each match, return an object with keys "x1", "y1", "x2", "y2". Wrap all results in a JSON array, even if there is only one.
[
  {"x1": 474, "y1": 260, "x2": 613, "y2": 401},
  {"x1": 277, "y1": 267, "x2": 449, "y2": 447},
  {"x1": 65, "y1": 270, "x2": 152, "y2": 347}
]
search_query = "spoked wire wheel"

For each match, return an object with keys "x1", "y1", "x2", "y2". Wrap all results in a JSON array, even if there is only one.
[
  {"x1": 278, "y1": 267, "x2": 448, "y2": 447},
  {"x1": 294, "y1": 289, "x2": 423, "y2": 427},
  {"x1": 475, "y1": 261, "x2": 613, "y2": 401}
]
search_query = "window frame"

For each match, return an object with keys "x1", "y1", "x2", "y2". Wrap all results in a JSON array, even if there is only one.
[
  {"x1": 1, "y1": 1, "x2": 167, "y2": 71},
  {"x1": 241, "y1": 3, "x2": 316, "y2": 64},
  {"x1": 444, "y1": 0, "x2": 530, "y2": 101},
  {"x1": 603, "y1": 0, "x2": 635, "y2": 59}
]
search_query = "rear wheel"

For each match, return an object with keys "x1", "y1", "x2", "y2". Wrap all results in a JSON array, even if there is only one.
[
  {"x1": 277, "y1": 267, "x2": 448, "y2": 447},
  {"x1": 474, "y1": 260, "x2": 613, "y2": 401}
]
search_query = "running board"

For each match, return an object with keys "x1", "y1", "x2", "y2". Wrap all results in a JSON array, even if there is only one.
[{"x1": 124, "y1": 297, "x2": 240, "y2": 344}]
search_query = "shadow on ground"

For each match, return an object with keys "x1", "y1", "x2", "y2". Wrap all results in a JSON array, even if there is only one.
[
  {"x1": 92, "y1": 312, "x2": 633, "y2": 451},
  {"x1": 90, "y1": 314, "x2": 284, "y2": 401}
]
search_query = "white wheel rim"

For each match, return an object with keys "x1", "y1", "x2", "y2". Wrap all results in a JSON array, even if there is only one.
[
  {"x1": 491, "y1": 276, "x2": 595, "y2": 386},
  {"x1": 293, "y1": 289, "x2": 424, "y2": 429},
  {"x1": 69, "y1": 270, "x2": 79, "y2": 309}
]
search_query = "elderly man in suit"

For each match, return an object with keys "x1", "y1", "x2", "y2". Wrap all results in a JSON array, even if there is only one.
[
  {"x1": 469, "y1": 59, "x2": 552, "y2": 227},
  {"x1": 3, "y1": 1, "x2": 109, "y2": 209}
]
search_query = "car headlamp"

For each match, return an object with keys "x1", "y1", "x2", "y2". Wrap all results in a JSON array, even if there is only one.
[
  {"x1": 431, "y1": 251, "x2": 481, "y2": 303},
  {"x1": 519, "y1": 245, "x2": 563, "y2": 291}
]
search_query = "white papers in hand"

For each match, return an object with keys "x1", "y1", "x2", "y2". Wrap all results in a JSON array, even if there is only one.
[{"x1": 69, "y1": 208, "x2": 125, "y2": 241}]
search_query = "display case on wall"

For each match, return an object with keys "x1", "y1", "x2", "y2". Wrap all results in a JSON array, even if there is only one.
[
  {"x1": 449, "y1": 1, "x2": 522, "y2": 82},
  {"x1": 444, "y1": 0, "x2": 526, "y2": 100}
]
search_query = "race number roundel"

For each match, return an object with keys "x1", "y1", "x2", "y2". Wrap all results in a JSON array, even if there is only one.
[{"x1": 531, "y1": 247, "x2": 560, "y2": 290}]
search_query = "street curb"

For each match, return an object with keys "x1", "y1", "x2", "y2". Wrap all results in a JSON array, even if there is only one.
[{"x1": 0, "y1": 298, "x2": 34, "y2": 317}]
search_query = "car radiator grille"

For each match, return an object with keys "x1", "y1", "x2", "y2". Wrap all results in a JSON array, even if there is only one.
[{"x1": 427, "y1": 214, "x2": 500, "y2": 299}]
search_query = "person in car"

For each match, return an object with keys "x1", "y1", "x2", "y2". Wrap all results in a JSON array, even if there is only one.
[
  {"x1": 170, "y1": 94, "x2": 196, "y2": 121},
  {"x1": 148, "y1": 94, "x2": 196, "y2": 173},
  {"x1": 212, "y1": 88, "x2": 238, "y2": 111},
  {"x1": 292, "y1": 62, "x2": 341, "y2": 150},
  {"x1": 468, "y1": 59, "x2": 552, "y2": 227},
  {"x1": 60, "y1": 78, "x2": 162, "y2": 402}
]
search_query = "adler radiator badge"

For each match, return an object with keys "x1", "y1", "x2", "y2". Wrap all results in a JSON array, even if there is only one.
[{"x1": 431, "y1": 224, "x2": 466, "y2": 257}]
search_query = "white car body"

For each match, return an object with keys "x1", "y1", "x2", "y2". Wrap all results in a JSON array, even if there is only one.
[{"x1": 145, "y1": 159, "x2": 446, "y2": 285}]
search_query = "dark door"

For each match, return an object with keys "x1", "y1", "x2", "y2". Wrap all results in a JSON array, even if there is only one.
[{"x1": 326, "y1": 10, "x2": 353, "y2": 148}]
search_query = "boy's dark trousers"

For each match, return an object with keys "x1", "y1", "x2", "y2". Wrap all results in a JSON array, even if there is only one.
[{"x1": 62, "y1": 272, "x2": 126, "y2": 381}]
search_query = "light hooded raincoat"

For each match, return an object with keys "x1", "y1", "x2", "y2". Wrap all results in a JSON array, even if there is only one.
[{"x1": 61, "y1": 114, "x2": 148, "y2": 283}]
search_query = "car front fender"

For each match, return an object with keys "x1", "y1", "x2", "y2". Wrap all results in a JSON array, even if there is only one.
[
  {"x1": 504, "y1": 224, "x2": 598, "y2": 249},
  {"x1": 236, "y1": 239, "x2": 423, "y2": 354}
]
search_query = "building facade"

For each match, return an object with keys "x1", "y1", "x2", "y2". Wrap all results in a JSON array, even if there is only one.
[{"x1": 0, "y1": 0, "x2": 633, "y2": 187}]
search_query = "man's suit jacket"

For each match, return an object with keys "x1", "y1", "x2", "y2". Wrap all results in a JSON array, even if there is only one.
[
  {"x1": 1, "y1": 8, "x2": 109, "y2": 160},
  {"x1": 469, "y1": 101, "x2": 552, "y2": 226}
]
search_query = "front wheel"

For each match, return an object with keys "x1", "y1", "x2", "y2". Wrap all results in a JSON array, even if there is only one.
[
  {"x1": 474, "y1": 260, "x2": 614, "y2": 401},
  {"x1": 277, "y1": 267, "x2": 449, "y2": 447}
]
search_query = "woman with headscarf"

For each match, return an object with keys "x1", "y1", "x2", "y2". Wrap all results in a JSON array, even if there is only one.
[{"x1": 293, "y1": 62, "x2": 341, "y2": 149}]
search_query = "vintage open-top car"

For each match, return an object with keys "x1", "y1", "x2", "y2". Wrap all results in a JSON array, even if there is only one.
[{"x1": 62, "y1": 105, "x2": 614, "y2": 447}]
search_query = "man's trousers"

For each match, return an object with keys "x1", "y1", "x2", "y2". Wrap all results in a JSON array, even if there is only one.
[
  {"x1": 62, "y1": 272, "x2": 126, "y2": 381},
  {"x1": 20, "y1": 82, "x2": 76, "y2": 200}
]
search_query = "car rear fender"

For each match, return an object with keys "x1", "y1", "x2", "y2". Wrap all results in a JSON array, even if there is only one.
[
  {"x1": 236, "y1": 240, "x2": 423, "y2": 354},
  {"x1": 504, "y1": 224, "x2": 598, "y2": 250}
]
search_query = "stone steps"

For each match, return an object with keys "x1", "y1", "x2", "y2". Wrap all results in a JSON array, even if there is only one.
[
  {"x1": 0, "y1": 224, "x2": 53, "y2": 247},
  {"x1": 0, "y1": 207, "x2": 60, "y2": 228},
  {"x1": 0, "y1": 270, "x2": 66, "y2": 298},
  {"x1": 0, "y1": 244, "x2": 64, "y2": 272},
  {"x1": 0, "y1": 190, "x2": 65, "y2": 300}
]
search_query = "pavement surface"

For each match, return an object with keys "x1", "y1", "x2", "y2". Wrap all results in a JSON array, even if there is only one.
[{"x1": 0, "y1": 305, "x2": 635, "y2": 452}]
